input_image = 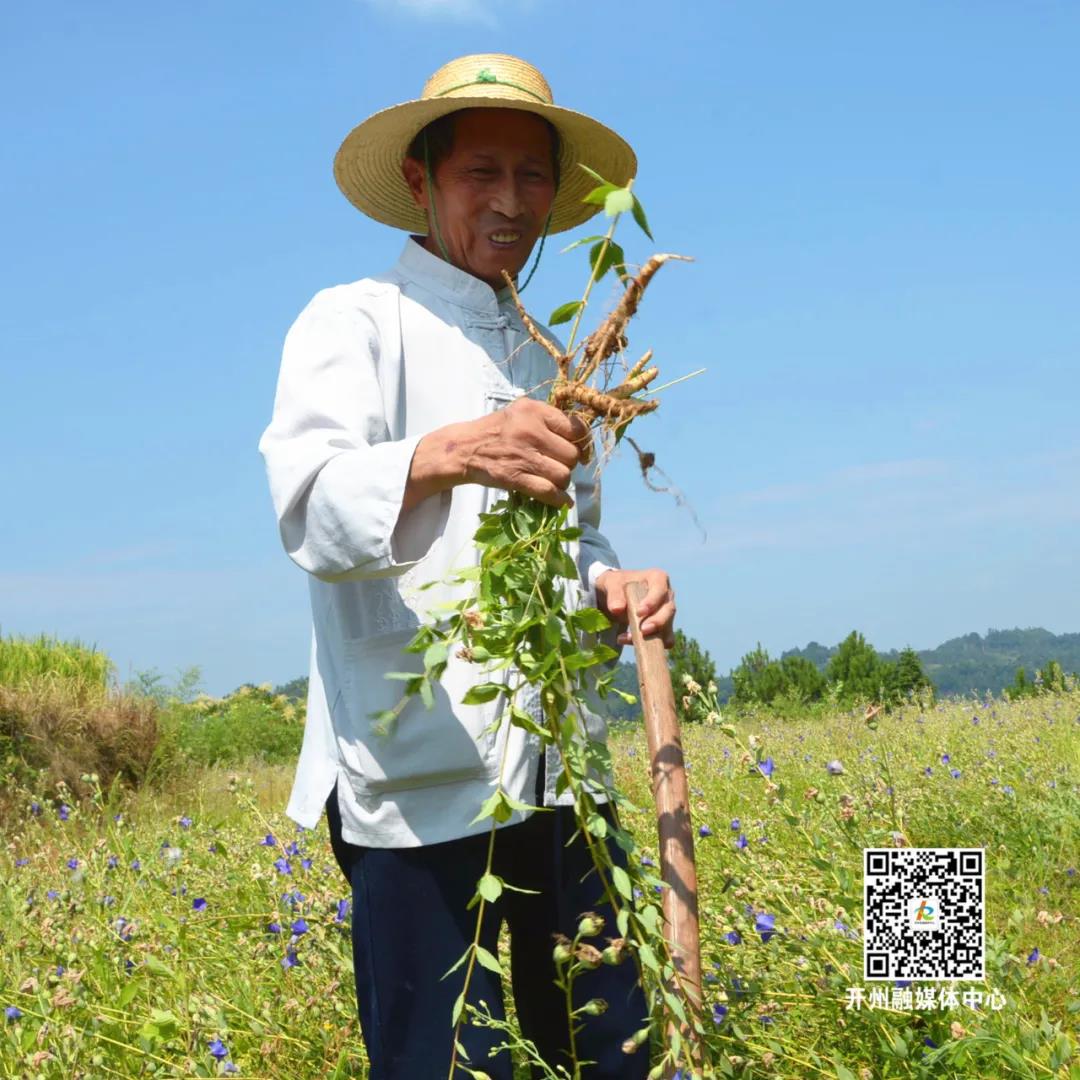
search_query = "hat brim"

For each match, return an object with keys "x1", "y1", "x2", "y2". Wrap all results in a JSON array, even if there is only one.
[{"x1": 333, "y1": 96, "x2": 637, "y2": 236}]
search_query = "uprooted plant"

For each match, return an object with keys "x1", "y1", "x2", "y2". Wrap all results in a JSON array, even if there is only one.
[{"x1": 372, "y1": 165, "x2": 712, "y2": 1079}]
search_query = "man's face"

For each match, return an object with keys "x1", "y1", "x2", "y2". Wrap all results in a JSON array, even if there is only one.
[{"x1": 403, "y1": 108, "x2": 557, "y2": 292}]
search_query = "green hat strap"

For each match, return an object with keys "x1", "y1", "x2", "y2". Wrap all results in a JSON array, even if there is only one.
[{"x1": 423, "y1": 129, "x2": 555, "y2": 297}]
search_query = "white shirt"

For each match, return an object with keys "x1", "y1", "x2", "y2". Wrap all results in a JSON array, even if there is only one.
[{"x1": 258, "y1": 236, "x2": 623, "y2": 847}]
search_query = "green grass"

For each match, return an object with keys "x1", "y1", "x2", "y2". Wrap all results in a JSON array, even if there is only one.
[{"x1": 1, "y1": 694, "x2": 1078, "y2": 1078}]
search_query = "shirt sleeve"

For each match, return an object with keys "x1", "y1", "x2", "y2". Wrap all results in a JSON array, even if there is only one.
[{"x1": 257, "y1": 286, "x2": 448, "y2": 583}]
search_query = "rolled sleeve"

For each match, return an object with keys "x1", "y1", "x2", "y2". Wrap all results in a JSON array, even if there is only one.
[{"x1": 258, "y1": 287, "x2": 446, "y2": 583}]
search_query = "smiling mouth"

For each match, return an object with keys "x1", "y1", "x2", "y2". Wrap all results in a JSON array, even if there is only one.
[{"x1": 489, "y1": 232, "x2": 523, "y2": 245}]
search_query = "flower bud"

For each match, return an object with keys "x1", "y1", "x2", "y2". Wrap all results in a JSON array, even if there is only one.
[
  {"x1": 601, "y1": 938, "x2": 629, "y2": 965},
  {"x1": 551, "y1": 933, "x2": 573, "y2": 964},
  {"x1": 577, "y1": 912, "x2": 604, "y2": 937},
  {"x1": 621, "y1": 1026, "x2": 651, "y2": 1055},
  {"x1": 578, "y1": 997, "x2": 608, "y2": 1016}
]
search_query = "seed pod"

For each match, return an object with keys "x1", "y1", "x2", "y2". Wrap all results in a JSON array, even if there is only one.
[
  {"x1": 551, "y1": 933, "x2": 572, "y2": 964},
  {"x1": 601, "y1": 937, "x2": 629, "y2": 965},
  {"x1": 579, "y1": 997, "x2": 608, "y2": 1016},
  {"x1": 574, "y1": 943, "x2": 603, "y2": 968},
  {"x1": 577, "y1": 912, "x2": 604, "y2": 937}
]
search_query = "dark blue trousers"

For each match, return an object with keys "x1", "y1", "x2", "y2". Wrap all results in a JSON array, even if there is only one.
[{"x1": 325, "y1": 762, "x2": 650, "y2": 1079}]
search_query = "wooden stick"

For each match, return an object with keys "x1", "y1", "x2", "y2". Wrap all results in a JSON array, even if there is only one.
[{"x1": 625, "y1": 581, "x2": 703, "y2": 1073}]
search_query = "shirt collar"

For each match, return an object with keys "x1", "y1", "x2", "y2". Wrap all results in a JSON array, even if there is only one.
[{"x1": 396, "y1": 235, "x2": 520, "y2": 314}]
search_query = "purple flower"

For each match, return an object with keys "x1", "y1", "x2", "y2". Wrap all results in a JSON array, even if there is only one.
[
  {"x1": 290, "y1": 918, "x2": 309, "y2": 936},
  {"x1": 58, "y1": 805, "x2": 70, "y2": 821},
  {"x1": 46, "y1": 889, "x2": 59, "y2": 900},
  {"x1": 941, "y1": 754, "x2": 950, "y2": 764},
  {"x1": 107, "y1": 855, "x2": 118, "y2": 869},
  {"x1": 924, "y1": 767, "x2": 933, "y2": 776},
  {"x1": 755, "y1": 912, "x2": 776, "y2": 943},
  {"x1": 274, "y1": 858, "x2": 292, "y2": 875},
  {"x1": 826, "y1": 760, "x2": 844, "y2": 776},
  {"x1": 130, "y1": 859, "x2": 141, "y2": 871},
  {"x1": 301, "y1": 858, "x2": 313, "y2": 870},
  {"x1": 712, "y1": 1003, "x2": 728, "y2": 1024},
  {"x1": 950, "y1": 769, "x2": 961, "y2": 779},
  {"x1": 260, "y1": 834, "x2": 276, "y2": 846},
  {"x1": 923, "y1": 1037, "x2": 938, "y2": 1048},
  {"x1": 101, "y1": 895, "x2": 116, "y2": 907},
  {"x1": 335, "y1": 899, "x2": 350, "y2": 923},
  {"x1": 30, "y1": 802, "x2": 41, "y2": 816},
  {"x1": 208, "y1": 1038, "x2": 228, "y2": 1060},
  {"x1": 1003, "y1": 785, "x2": 1015, "y2": 795},
  {"x1": 698, "y1": 824, "x2": 712, "y2": 838},
  {"x1": 179, "y1": 816, "x2": 193, "y2": 829},
  {"x1": 66, "y1": 858, "x2": 79, "y2": 871},
  {"x1": 192, "y1": 898, "x2": 207, "y2": 912},
  {"x1": 267, "y1": 921, "x2": 282, "y2": 934},
  {"x1": 640, "y1": 855, "x2": 654, "y2": 867},
  {"x1": 758, "y1": 757, "x2": 775, "y2": 778},
  {"x1": 208, "y1": 843, "x2": 217, "y2": 854},
  {"x1": 281, "y1": 947, "x2": 300, "y2": 969},
  {"x1": 285, "y1": 841, "x2": 301, "y2": 856},
  {"x1": 15, "y1": 858, "x2": 28, "y2": 868},
  {"x1": 724, "y1": 930, "x2": 741, "y2": 945},
  {"x1": 5, "y1": 1006, "x2": 22, "y2": 1022},
  {"x1": 1027, "y1": 947, "x2": 1040, "y2": 965},
  {"x1": 730, "y1": 818, "x2": 741, "y2": 831},
  {"x1": 735, "y1": 833, "x2": 748, "y2": 849},
  {"x1": 894, "y1": 979, "x2": 912, "y2": 988}
]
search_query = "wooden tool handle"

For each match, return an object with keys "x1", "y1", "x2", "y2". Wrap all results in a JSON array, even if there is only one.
[{"x1": 625, "y1": 580, "x2": 702, "y2": 1067}]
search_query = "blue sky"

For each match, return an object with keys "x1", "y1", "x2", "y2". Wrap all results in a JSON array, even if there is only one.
[{"x1": 2, "y1": 2, "x2": 1077, "y2": 696}]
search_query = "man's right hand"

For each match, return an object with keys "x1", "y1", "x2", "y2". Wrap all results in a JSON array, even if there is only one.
[
  {"x1": 402, "y1": 398, "x2": 590, "y2": 513},
  {"x1": 459, "y1": 397, "x2": 589, "y2": 509}
]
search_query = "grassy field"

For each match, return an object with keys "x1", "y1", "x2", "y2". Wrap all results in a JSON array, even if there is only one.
[{"x1": 1, "y1": 693, "x2": 1077, "y2": 1078}]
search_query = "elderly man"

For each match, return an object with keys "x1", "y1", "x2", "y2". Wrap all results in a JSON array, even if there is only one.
[{"x1": 258, "y1": 53, "x2": 675, "y2": 1079}]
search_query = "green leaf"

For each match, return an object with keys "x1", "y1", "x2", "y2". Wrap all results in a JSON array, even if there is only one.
[
  {"x1": 451, "y1": 990, "x2": 465, "y2": 1025},
  {"x1": 469, "y1": 790, "x2": 503, "y2": 826},
  {"x1": 616, "y1": 907, "x2": 630, "y2": 936},
  {"x1": 604, "y1": 187, "x2": 634, "y2": 216},
  {"x1": 144, "y1": 955, "x2": 174, "y2": 979},
  {"x1": 612, "y1": 865, "x2": 633, "y2": 901},
  {"x1": 461, "y1": 682, "x2": 503, "y2": 705},
  {"x1": 549, "y1": 300, "x2": 584, "y2": 326},
  {"x1": 441, "y1": 947, "x2": 471, "y2": 980},
  {"x1": 577, "y1": 163, "x2": 611, "y2": 186},
  {"x1": 559, "y1": 233, "x2": 606, "y2": 254},
  {"x1": 419, "y1": 677, "x2": 434, "y2": 710},
  {"x1": 477, "y1": 873, "x2": 503, "y2": 903},
  {"x1": 119, "y1": 980, "x2": 139, "y2": 1008},
  {"x1": 631, "y1": 193, "x2": 653, "y2": 240},
  {"x1": 637, "y1": 943, "x2": 661, "y2": 973},
  {"x1": 573, "y1": 607, "x2": 611, "y2": 633},
  {"x1": 583, "y1": 182, "x2": 619, "y2": 207},
  {"x1": 589, "y1": 239, "x2": 625, "y2": 282},
  {"x1": 423, "y1": 642, "x2": 448, "y2": 670},
  {"x1": 474, "y1": 945, "x2": 503, "y2": 976}
]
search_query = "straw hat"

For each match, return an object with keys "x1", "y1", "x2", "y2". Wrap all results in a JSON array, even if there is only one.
[{"x1": 333, "y1": 53, "x2": 637, "y2": 236}]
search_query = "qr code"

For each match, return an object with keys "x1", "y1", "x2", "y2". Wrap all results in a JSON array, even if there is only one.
[{"x1": 863, "y1": 848, "x2": 985, "y2": 981}]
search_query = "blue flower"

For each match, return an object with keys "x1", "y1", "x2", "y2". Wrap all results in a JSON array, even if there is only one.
[
  {"x1": 192, "y1": 898, "x2": 207, "y2": 912},
  {"x1": 260, "y1": 834, "x2": 276, "y2": 846},
  {"x1": 107, "y1": 855, "x2": 118, "y2": 869},
  {"x1": 285, "y1": 841, "x2": 301, "y2": 856},
  {"x1": 67, "y1": 857, "x2": 79, "y2": 870},
  {"x1": 712, "y1": 1003, "x2": 728, "y2": 1024},
  {"x1": 924, "y1": 766, "x2": 933, "y2": 776},
  {"x1": 15, "y1": 858, "x2": 28, "y2": 868},
  {"x1": 130, "y1": 859, "x2": 141, "y2": 871},
  {"x1": 941, "y1": 753, "x2": 950, "y2": 764},
  {"x1": 58, "y1": 804, "x2": 70, "y2": 821},
  {"x1": 334, "y1": 899, "x2": 350, "y2": 923},
  {"x1": 755, "y1": 912, "x2": 776, "y2": 943},
  {"x1": 1027, "y1": 946, "x2": 1040, "y2": 965},
  {"x1": 46, "y1": 889, "x2": 59, "y2": 900},
  {"x1": 30, "y1": 802, "x2": 41, "y2": 816},
  {"x1": 758, "y1": 757, "x2": 775, "y2": 778},
  {"x1": 640, "y1": 855, "x2": 654, "y2": 867},
  {"x1": 281, "y1": 947, "x2": 300, "y2": 969},
  {"x1": 290, "y1": 918, "x2": 309, "y2": 936},
  {"x1": 698, "y1": 824, "x2": 712, "y2": 838},
  {"x1": 1003, "y1": 785, "x2": 1014, "y2": 795},
  {"x1": 730, "y1": 818, "x2": 741, "y2": 831},
  {"x1": 923, "y1": 1037, "x2": 938, "y2": 1048},
  {"x1": 724, "y1": 930, "x2": 741, "y2": 945},
  {"x1": 267, "y1": 922, "x2": 282, "y2": 934},
  {"x1": 826, "y1": 760, "x2": 844, "y2": 776},
  {"x1": 208, "y1": 1038, "x2": 228, "y2": 1060},
  {"x1": 179, "y1": 816, "x2": 193, "y2": 829},
  {"x1": 274, "y1": 858, "x2": 292, "y2": 875},
  {"x1": 894, "y1": 979, "x2": 912, "y2": 988},
  {"x1": 735, "y1": 833, "x2": 748, "y2": 849},
  {"x1": 950, "y1": 768, "x2": 961, "y2": 779},
  {"x1": 301, "y1": 858, "x2": 313, "y2": 870},
  {"x1": 5, "y1": 1006, "x2": 22, "y2": 1022}
]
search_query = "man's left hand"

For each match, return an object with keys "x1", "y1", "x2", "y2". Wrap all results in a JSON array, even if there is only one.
[{"x1": 594, "y1": 568, "x2": 676, "y2": 649}]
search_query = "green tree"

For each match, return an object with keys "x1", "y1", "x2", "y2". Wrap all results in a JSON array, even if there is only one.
[
  {"x1": 888, "y1": 646, "x2": 934, "y2": 703},
  {"x1": 668, "y1": 629, "x2": 717, "y2": 722},
  {"x1": 826, "y1": 631, "x2": 888, "y2": 705}
]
